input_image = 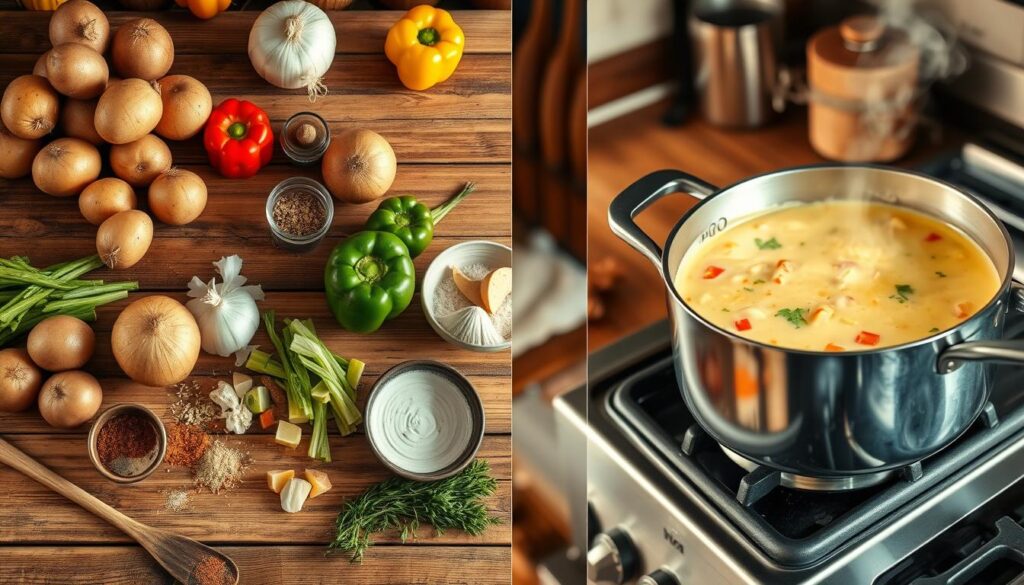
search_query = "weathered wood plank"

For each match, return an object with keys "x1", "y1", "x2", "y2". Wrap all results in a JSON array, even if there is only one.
[
  {"x1": 0, "y1": 433, "x2": 510, "y2": 544},
  {"x1": 0, "y1": 164, "x2": 511, "y2": 240},
  {"x1": 0, "y1": 374, "x2": 511, "y2": 434},
  {"x1": 0, "y1": 545, "x2": 512, "y2": 584},
  {"x1": 0, "y1": 544, "x2": 511, "y2": 584},
  {"x1": 0, "y1": 11, "x2": 512, "y2": 55},
  {"x1": 0, "y1": 54, "x2": 511, "y2": 121}
]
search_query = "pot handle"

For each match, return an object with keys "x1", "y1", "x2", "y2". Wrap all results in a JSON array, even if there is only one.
[
  {"x1": 938, "y1": 285, "x2": 1024, "y2": 373},
  {"x1": 608, "y1": 170, "x2": 719, "y2": 269}
]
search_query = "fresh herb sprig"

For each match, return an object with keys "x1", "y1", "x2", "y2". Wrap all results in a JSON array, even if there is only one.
[
  {"x1": 776, "y1": 307, "x2": 808, "y2": 328},
  {"x1": 890, "y1": 284, "x2": 914, "y2": 303},
  {"x1": 329, "y1": 460, "x2": 502, "y2": 563},
  {"x1": 755, "y1": 237, "x2": 782, "y2": 250}
]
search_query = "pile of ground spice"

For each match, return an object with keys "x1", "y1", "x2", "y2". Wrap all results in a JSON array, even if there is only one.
[
  {"x1": 165, "y1": 423, "x2": 210, "y2": 467},
  {"x1": 96, "y1": 411, "x2": 158, "y2": 477},
  {"x1": 272, "y1": 189, "x2": 327, "y2": 237},
  {"x1": 170, "y1": 380, "x2": 217, "y2": 428},
  {"x1": 194, "y1": 440, "x2": 248, "y2": 494},
  {"x1": 163, "y1": 489, "x2": 191, "y2": 512},
  {"x1": 189, "y1": 556, "x2": 234, "y2": 585}
]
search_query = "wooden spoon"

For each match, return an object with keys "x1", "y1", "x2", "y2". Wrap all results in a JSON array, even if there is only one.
[{"x1": 0, "y1": 436, "x2": 239, "y2": 584}]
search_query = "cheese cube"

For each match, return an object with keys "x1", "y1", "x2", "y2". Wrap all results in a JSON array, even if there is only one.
[
  {"x1": 266, "y1": 469, "x2": 295, "y2": 494},
  {"x1": 304, "y1": 469, "x2": 333, "y2": 498},
  {"x1": 275, "y1": 421, "x2": 302, "y2": 449}
]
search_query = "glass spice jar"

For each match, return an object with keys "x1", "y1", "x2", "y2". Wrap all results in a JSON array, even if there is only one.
[
  {"x1": 280, "y1": 112, "x2": 330, "y2": 166},
  {"x1": 266, "y1": 177, "x2": 334, "y2": 253}
]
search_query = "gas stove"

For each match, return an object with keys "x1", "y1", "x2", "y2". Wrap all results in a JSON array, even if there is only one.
[{"x1": 575, "y1": 311, "x2": 1024, "y2": 585}]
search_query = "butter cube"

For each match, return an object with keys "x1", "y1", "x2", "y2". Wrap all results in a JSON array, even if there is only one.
[
  {"x1": 266, "y1": 469, "x2": 295, "y2": 494},
  {"x1": 304, "y1": 469, "x2": 332, "y2": 498},
  {"x1": 275, "y1": 421, "x2": 302, "y2": 449}
]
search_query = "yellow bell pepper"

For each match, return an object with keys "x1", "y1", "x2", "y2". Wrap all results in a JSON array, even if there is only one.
[
  {"x1": 384, "y1": 6, "x2": 465, "y2": 91},
  {"x1": 175, "y1": 0, "x2": 230, "y2": 20},
  {"x1": 19, "y1": 0, "x2": 66, "y2": 10}
]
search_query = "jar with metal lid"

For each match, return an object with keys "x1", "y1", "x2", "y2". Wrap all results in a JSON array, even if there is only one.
[
  {"x1": 806, "y1": 15, "x2": 919, "y2": 162},
  {"x1": 280, "y1": 112, "x2": 330, "y2": 166}
]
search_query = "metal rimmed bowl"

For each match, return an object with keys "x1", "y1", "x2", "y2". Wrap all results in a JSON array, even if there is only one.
[
  {"x1": 87, "y1": 403, "x2": 167, "y2": 484},
  {"x1": 421, "y1": 240, "x2": 512, "y2": 352},
  {"x1": 365, "y1": 360, "x2": 485, "y2": 481}
]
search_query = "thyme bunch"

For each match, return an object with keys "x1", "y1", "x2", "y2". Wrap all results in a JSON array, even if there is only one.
[{"x1": 329, "y1": 459, "x2": 502, "y2": 562}]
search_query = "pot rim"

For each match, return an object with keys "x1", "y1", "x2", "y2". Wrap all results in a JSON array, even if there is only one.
[{"x1": 659, "y1": 162, "x2": 1015, "y2": 357}]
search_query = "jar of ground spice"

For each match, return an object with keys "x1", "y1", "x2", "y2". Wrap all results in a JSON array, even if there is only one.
[
  {"x1": 265, "y1": 177, "x2": 334, "y2": 252},
  {"x1": 280, "y1": 112, "x2": 330, "y2": 165},
  {"x1": 87, "y1": 404, "x2": 167, "y2": 484}
]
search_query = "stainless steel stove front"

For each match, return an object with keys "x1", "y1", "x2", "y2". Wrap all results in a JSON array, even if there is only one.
[{"x1": 582, "y1": 322, "x2": 1024, "y2": 585}]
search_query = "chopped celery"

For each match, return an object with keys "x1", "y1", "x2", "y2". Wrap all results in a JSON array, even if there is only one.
[
  {"x1": 245, "y1": 349, "x2": 286, "y2": 379},
  {"x1": 308, "y1": 401, "x2": 331, "y2": 462},
  {"x1": 311, "y1": 381, "x2": 330, "y2": 404}
]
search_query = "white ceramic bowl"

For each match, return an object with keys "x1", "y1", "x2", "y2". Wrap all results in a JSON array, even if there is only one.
[{"x1": 421, "y1": 240, "x2": 512, "y2": 352}]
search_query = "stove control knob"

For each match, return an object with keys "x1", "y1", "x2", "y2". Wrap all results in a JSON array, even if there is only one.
[
  {"x1": 587, "y1": 527, "x2": 639, "y2": 585},
  {"x1": 638, "y1": 569, "x2": 680, "y2": 585}
]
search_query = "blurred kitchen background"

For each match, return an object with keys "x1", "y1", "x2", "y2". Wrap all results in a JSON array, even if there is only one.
[{"x1": 510, "y1": 0, "x2": 588, "y2": 584}]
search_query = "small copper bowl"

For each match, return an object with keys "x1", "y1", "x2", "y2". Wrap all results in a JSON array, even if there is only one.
[{"x1": 87, "y1": 403, "x2": 167, "y2": 484}]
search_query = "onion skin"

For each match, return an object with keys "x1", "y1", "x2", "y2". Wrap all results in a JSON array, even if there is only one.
[
  {"x1": 33, "y1": 52, "x2": 49, "y2": 78},
  {"x1": 27, "y1": 315, "x2": 95, "y2": 372},
  {"x1": 148, "y1": 168, "x2": 208, "y2": 225},
  {"x1": 110, "y1": 134, "x2": 172, "y2": 187},
  {"x1": 32, "y1": 137, "x2": 101, "y2": 197},
  {"x1": 112, "y1": 295, "x2": 200, "y2": 387},
  {"x1": 111, "y1": 18, "x2": 174, "y2": 81},
  {"x1": 60, "y1": 98, "x2": 103, "y2": 145},
  {"x1": 0, "y1": 349, "x2": 43, "y2": 413},
  {"x1": 79, "y1": 178, "x2": 137, "y2": 225},
  {"x1": 1, "y1": 75, "x2": 59, "y2": 140},
  {"x1": 49, "y1": 0, "x2": 110, "y2": 54},
  {"x1": 96, "y1": 209, "x2": 154, "y2": 269},
  {"x1": 321, "y1": 129, "x2": 397, "y2": 204},
  {"x1": 46, "y1": 43, "x2": 108, "y2": 100},
  {"x1": 94, "y1": 78, "x2": 163, "y2": 145},
  {"x1": 0, "y1": 121, "x2": 43, "y2": 179},
  {"x1": 156, "y1": 75, "x2": 212, "y2": 141},
  {"x1": 38, "y1": 370, "x2": 103, "y2": 429}
]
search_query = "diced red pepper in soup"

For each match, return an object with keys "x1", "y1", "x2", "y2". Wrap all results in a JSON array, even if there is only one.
[
  {"x1": 734, "y1": 318, "x2": 752, "y2": 331},
  {"x1": 925, "y1": 232, "x2": 943, "y2": 242},
  {"x1": 703, "y1": 265, "x2": 725, "y2": 279},
  {"x1": 855, "y1": 331, "x2": 880, "y2": 346},
  {"x1": 825, "y1": 343, "x2": 845, "y2": 352}
]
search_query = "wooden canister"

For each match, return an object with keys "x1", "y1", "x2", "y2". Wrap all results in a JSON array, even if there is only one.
[{"x1": 806, "y1": 16, "x2": 919, "y2": 162}]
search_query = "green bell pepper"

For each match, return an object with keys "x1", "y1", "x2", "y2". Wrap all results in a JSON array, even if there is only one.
[
  {"x1": 364, "y1": 182, "x2": 475, "y2": 258},
  {"x1": 324, "y1": 231, "x2": 416, "y2": 333}
]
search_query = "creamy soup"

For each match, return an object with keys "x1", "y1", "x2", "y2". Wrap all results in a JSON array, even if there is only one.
[{"x1": 674, "y1": 201, "x2": 1002, "y2": 351}]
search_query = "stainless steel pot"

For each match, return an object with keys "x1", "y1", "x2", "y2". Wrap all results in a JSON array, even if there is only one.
[{"x1": 610, "y1": 166, "x2": 1024, "y2": 483}]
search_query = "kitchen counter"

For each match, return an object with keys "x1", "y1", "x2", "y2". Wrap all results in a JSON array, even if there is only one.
[
  {"x1": 588, "y1": 102, "x2": 962, "y2": 351},
  {"x1": 0, "y1": 10, "x2": 510, "y2": 584}
]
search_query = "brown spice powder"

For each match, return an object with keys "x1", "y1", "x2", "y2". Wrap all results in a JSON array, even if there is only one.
[
  {"x1": 165, "y1": 423, "x2": 210, "y2": 467},
  {"x1": 96, "y1": 412, "x2": 157, "y2": 473},
  {"x1": 272, "y1": 190, "x2": 327, "y2": 237},
  {"x1": 190, "y1": 556, "x2": 233, "y2": 585}
]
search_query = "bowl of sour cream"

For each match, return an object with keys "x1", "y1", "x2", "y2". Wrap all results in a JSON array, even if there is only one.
[{"x1": 365, "y1": 360, "x2": 485, "y2": 481}]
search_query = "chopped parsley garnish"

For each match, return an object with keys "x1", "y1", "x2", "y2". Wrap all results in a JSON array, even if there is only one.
[
  {"x1": 936, "y1": 271, "x2": 947, "y2": 278},
  {"x1": 755, "y1": 237, "x2": 782, "y2": 250},
  {"x1": 890, "y1": 284, "x2": 914, "y2": 303},
  {"x1": 743, "y1": 287, "x2": 754, "y2": 292},
  {"x1": 775, "y1": 308, "x2": 808, "y2": 328},
  {"x1": 752, "y1": 279, "x2": 766, "y2": 285},
  {"x1": 722, "y1": 308, "x2": 730, "y2": 312},
  {"x1": 799, "y1": 241, "x2": 806, "y2": 247},
  {"x1": 929, "y1": 327, "x2": 940, "y2": 333}
]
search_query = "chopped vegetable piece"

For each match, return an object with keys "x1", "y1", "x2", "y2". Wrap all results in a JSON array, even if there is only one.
[
  {"x1": 267, "y1": 469, "x2": 295, "y2": 494},
  {"x1": 311, "y1": 382, "x2": 330, "y2": 404},
  {"x1": 244, "y1": 385, "x2": 272, "y2": 414},
  {"x1": 752, "y1": 279, "x2": 766, "y2": 285},
  {"x1": 929, "y1": 327, "x2": 940, "y2": 333},
  {"x1": 734, "y1": 318, "x2": 751, "y2": 331},
  {"x1": 275, "y1": 420, "x2": 303, "y2": 449},
  {"x1": 232, "y1": 372, "x2": 253, "y2": 399},
  {"x1": 703, "y1": 265, "x2": 725, "y2": 279},
  {"x1": 347, "y1": 358, "x2": 365, "y2": 391},
  {"x1": 936, "y1": 271, "x2": 947, "y2": 278},
  {"x1": 305, "y1": 469, "x2": 333, "y2": 498},
  {"x1": 925, "y1": 232, "x2": 942, "y2": 242},
  {"x1": 953, "y1": 302, "x2": 972, "y2": 319},
  {"x1": 281, "y1": 478, "x2": 312, "y2": 513},
  {"x1": 775, "y1": 308, "x2": 808, "y2": 328},
  {"x1": 754, "y1": 237, "x2": 781, "y2": 250},
  {"x1": 890, "y1": 284, "x2": 914, "y2": 303},
  {"x1": 259, "y1": 409, "x2": 276, "y2": 430},
  {"x1": 809, "y1": 305, "x2": 834, "y2": 324},
  {"x1": 855, "y1": 331, "x2": 880, "y2": 346},
  {"x1": 825, "y1": 343, "x2": 844, "y2": 352}
]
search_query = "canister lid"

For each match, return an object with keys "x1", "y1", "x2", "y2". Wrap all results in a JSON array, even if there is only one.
[{"x1": 807, "y1": 15, "x2": 918, "y2": 98}]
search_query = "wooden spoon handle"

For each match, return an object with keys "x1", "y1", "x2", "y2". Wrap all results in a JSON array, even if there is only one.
[{"x1": 0, "y1": 436, "x2": 146, "y2": 540}]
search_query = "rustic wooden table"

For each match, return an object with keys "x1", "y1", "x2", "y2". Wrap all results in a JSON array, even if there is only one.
[
  {"x1": 588, "y1": 104, "x2": 960, "y2": 350},
  {"x1": 0, "y1": 10, "x2": 511, "y2": 584}
]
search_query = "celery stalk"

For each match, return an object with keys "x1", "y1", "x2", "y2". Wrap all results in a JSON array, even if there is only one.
[
  {"x1": 245, "y1": 349, "x2": 286, "y2": 379},
  {"x1": 308, "y1": 401, "x2": 331, "y2": 462}
]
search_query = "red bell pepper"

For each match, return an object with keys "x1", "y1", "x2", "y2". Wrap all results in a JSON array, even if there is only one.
[{"x1": 204, "y1": 98, "x2": 273, "y2": 178}]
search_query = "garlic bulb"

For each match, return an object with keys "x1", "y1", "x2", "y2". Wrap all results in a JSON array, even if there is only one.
[
  {"x1": 186, "y1": 255, "x2": 265, "y2": 357},
  {"x1": 248, "y1": 0, "x2": 336, "y2": 101}
]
